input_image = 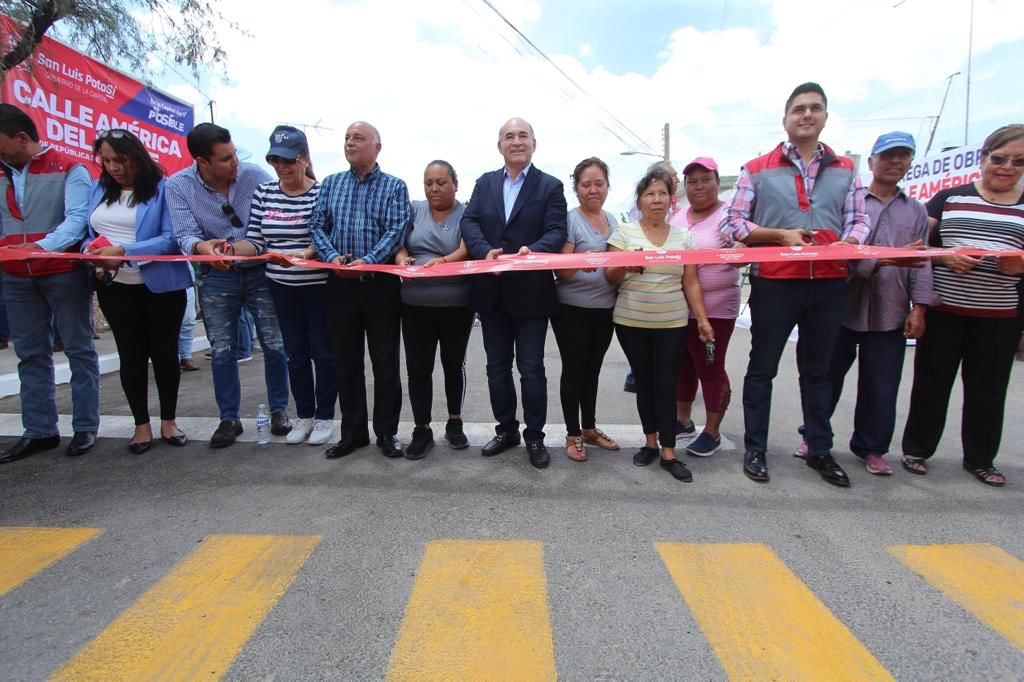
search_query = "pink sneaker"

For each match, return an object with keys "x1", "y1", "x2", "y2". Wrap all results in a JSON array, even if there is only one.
[
  {"x1": 793, "y1": 440, "x2": 809, "y2": 459},
  {"x1": 863, "y1": 454, "x2": 893, "y2": 476}
]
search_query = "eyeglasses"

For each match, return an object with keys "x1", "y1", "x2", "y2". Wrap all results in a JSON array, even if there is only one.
[
  {"x1": 987, "y1": 154, "x2": 1024, "y2": 168},
  {"x1": 97, "y1": 129, "x2": 129, "y2": 140},
  {"x1": 266, "y1": 155, "x2": 298, "y2": 166},
  {"x1": 221, "y1": 202, "x2": 243, "y2": 228}
]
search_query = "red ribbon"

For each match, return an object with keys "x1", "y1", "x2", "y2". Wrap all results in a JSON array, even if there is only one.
[{"x1": 0, "y1": 245, "x2": 1020, "y2": 279}]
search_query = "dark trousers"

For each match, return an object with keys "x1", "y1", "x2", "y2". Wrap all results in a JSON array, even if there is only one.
[
  {"x1": 96, "y1": 282, "x2": 186, "y2": 424},
  {"x1": 479, "y1": 310, "x2": 549, "y2": 443},
  {"x1": 269, "y1": 281, "x2": 337, "y2": 420},
  {"x1": 743, "y1": 277, "x2": 846, "y2": 454},
  {"x1": 401, "y1": 304, "x2": 474, "y2": 425},
  {"x1": 615, "y1": 324, "x2": 686, "y2": 448},
  {"x1": 827, "y1": 327, "x2": 906, "y2": 457},
  {"x1": 551, "y1": 304, "x2": 614, "y2": 436},
  {"x1": 902, "y1": 309, "x2": 1023, "y2": 469},
  {"x1": 326, "y1": 275, "x2": 402, "y2": 441}
]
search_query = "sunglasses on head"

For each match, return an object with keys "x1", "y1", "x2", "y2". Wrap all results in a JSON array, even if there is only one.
[
  {"x1": 266, "y1": 155, "x2": 298, "y2": 166},
  {"x1": 221, "y1": 202, "x2": 243, "y2": 228},
  {"x1": 97, "y1": 129, "x2": 130, "y2": 141},
  {"x1": 987, "y1": 154, "x2": 1024, "y2": 168}
]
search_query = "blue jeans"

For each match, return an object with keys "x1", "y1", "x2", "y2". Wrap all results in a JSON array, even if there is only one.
[
  {"x1": 3, "y1": 267, "x2": 99, "y2": 436},
  {"x1": 480, "y1": 311, "x2": 549, "y2": 443},
  {"x1": 827, "y1": 327, "x2": 906, "y2": 457},
  {"x1": 743, "y1": 277, "x2": 846, "y2": 455},
  {"x1": 197, "y1": 266, "x2": 289, "y2": 420},
  {"x1": 178, "y1": 283, "x2": 197, "y2": 360},
  {"x1": 269, "y1": 280, "x2": 336, "y2": 420},
  {"x1": 237, "y1": 309, "x2": 255, "y2": 358}
]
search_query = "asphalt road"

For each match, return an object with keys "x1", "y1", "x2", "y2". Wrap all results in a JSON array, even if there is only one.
[{"x1": 1, "y1": 325, "x2": 1023, "y2": 680}]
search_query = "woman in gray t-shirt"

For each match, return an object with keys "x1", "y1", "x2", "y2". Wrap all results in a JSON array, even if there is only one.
[
  {"x1": 393, "y1": 161, "x2": 474, "y2": 458},
  {"x1": 551, "y1": 157, "x2": 621, "y2": 462}
]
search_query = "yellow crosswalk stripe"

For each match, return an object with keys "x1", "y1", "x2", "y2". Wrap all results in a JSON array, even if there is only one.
[
  {"x1": 51, "y1": 533, "x2": 320, "y2": 681},
  {"x1": 888, "y1": 543, "x2": 1024, "y2": 651},
  {"x1": 657, "y1": 543, "x2": 893, "y2": 681},
  {"x1": 0, "y1": 526, "x2": 102, "y2": 597},
  {"x1": 386, "y1": 540, "x2": 557, "y2": 681}
]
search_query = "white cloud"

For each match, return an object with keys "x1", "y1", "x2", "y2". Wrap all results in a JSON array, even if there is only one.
[{"x1": 159, "y1": 0, "x2": 1024, "y2": 216}]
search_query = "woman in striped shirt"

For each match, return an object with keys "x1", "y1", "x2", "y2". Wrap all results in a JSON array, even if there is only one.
[
  {"x1": 606, "y1": 167, "x2": 714, "y2": 482},
  {"x1": 231, "y1": 126, "x2": 336, "y2": 446},
  {"x1": 902, "y1": 124, "x2": 1024, "y2": 486}
]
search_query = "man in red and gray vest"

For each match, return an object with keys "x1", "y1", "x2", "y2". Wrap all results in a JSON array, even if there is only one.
[
  {"x1": 721, "y1": 82, "x2": 870, "y2": 487},
  {"x1": 0, "y1": 104, "x2": 99, "y2": 463}
]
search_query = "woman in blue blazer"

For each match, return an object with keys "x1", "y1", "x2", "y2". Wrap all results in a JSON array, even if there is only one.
[{"x1": 85, "y1": 129, "x2": 194, "y2": 454}]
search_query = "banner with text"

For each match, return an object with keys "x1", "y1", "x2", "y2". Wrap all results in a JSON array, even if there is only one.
[{"x1": 0, "y1": 15, "x2": 194, "y2": 176}]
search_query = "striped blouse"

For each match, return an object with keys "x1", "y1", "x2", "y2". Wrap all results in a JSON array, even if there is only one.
[
  {"x1": 245, "y1": 181, "x2": 326, "y2": 286},
  {"x1": 607, "y1": 221, "x2": 693, "y2": 329},
  {"x1": 927, "y1": 185, "x2": 1024, "y2": 317}
]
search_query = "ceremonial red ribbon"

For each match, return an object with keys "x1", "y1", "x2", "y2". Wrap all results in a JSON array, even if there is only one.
[{"x1": 0, "y1": 245, "x2": 1020, "y2": 279}]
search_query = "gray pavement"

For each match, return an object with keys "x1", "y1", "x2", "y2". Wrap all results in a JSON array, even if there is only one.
[{"x1": 1, "y1": 323, "x2": 1023, "y2": 680}]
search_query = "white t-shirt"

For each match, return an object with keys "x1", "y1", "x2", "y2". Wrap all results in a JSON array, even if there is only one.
[{"x1": 89, "y1": 192, "x2": 143, "y2": 285}]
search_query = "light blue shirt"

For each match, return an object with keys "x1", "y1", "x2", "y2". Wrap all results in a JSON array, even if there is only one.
[
  {"x1": 502, "y1": 164, "x2": 531, "y2": 222},
  {"x1": 2, "y1": 149, "x2": 92, "y2": 251}
]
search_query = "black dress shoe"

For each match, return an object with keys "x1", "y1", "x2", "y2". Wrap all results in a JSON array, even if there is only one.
[
  {"x1": 405, "y1": 427, "x2": 433, "y2": 460},
  {"x1": 806, "y1": 452, "x2": 851, "y2": 487},
  {"x1": 378, "y1": 435, "x2": 404, "y2": 458},
  {"x1": 0, "y1": 435, "x2": 60, "y2": 463},
  {"x1": 128, "y1": 439, "x2": 152, "y2": 455},
  {"x1": 526, "y1": 441, "x2": 550, "y2": 469},
  {"x1": 161, "y1": 433, "x2": 188, "y2": 447},
  {"x1": 210, "y1": 420, "x2": 243, "y2": 449},
  {"x1": 270, "y1": 410, "x2": 292, "y2": 436},
  {"x1": 660, "y1": 457, "x2": 694, "y2": 482},
  {"x1": 324, "y1": 435, "x2": 369, "y2": 459},
  {"x1": 481, "y1": 432, "x2": 520, "y2": 457},
  {"x1": 444, "y1": 418, "x2": 469, "y2": 450},
  {"x1": 633, "y1": 446, "x2": 659, "y2": 466},
  {"x1": 66, "y1": 431, "x2": 97, "y2": 457},
  {"x1": 743, "y1": 450, "x2": 769, "y2": 482}
]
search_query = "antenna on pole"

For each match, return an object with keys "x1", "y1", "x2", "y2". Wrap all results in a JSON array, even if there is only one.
[{"x1": 924, "y1": 72, "x2": 960, "y2": 156}]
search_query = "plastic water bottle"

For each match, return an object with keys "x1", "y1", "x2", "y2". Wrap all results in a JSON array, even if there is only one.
[{"x1": 256, "y1": 404, "x2": 270, "y2": 446}]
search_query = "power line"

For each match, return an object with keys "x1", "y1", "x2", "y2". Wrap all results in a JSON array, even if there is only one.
[{"x1": 477, "y1": 0, "x2": 655, "y2": 153}]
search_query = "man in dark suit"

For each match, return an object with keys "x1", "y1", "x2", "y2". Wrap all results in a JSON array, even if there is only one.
[{"x1": 460, "y1": 118, "x2": 567, "y2": 468}]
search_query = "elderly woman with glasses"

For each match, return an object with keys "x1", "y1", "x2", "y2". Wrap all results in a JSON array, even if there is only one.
[
  {"x1": 901, "y1": 124, "x2": 1024, "y2": 487},
  {"x1": 229, "y1": 126, "x2": 336, "y2": 446},
  {"x1": 84, "y1": 128, "x2": 194, "y2": 453}
]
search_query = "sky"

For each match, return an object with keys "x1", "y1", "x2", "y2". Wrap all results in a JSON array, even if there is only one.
[{"x1": 143, "y1": 0, "x2": 1024, "y2": 217}]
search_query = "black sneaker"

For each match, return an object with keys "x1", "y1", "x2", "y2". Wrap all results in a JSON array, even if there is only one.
[
  {"x1": 406, "y1": 426, "x2": 434, "y2": 460},
  {"x1": 445, "y1": 418, "x2": 469, "y2": 450},
  {"x1": 660, "y1": 457, "x2": 693, "y2": 482},
  {"x1": 633, "y1": 446, "x2": 659, "y2": 466}
]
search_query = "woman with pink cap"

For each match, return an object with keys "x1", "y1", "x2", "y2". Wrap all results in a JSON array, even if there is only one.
[{"x1": 670, "y1": 157, "x2": 740, "y2": 456}]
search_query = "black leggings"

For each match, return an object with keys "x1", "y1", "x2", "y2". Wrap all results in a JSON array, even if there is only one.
[
  {"x1": 615, "y1": 324, "x2": 686, "y2": 448},
  {"x1": 96, "y1": 282, "x2": 186, "y2": 424},
  {"x1": 401, "y1": 304, "x2": 474, "y2": 425},
  {"x1": 551, "y1": 304, "x2": 614, "y2": 436}
]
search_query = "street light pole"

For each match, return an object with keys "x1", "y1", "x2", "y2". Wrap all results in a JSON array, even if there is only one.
[
  {"x1": 621, "y1": 123, "x2": 671, "y2": 162},
  {"x1": 662, "y1": 122, "x2": 670, "y2": 161}
]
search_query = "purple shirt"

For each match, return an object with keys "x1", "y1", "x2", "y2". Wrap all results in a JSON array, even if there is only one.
[{"x1": 843, "y1": 188, "x2": 939, "y2": 332}]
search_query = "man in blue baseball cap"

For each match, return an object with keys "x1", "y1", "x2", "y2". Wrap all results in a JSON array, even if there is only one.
[{"x1": 795, "y1": 130, "x2": 940, "y2": 476}]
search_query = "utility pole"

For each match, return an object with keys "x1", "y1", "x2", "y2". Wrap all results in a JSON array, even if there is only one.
[
  {"x1": 662, "y1": 122, "x2": 670, "y2": 161},
  {"x1": 964, "y1": 0, "x2": 974, "y2": 145},
  {"x1": 925, "y1": 72, "x2": 960, "y2": 156},
  {"x1": 208, "y1": 100, "x2": 215, "y2": 124}
]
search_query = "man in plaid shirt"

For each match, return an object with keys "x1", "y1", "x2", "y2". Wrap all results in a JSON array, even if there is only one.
[{"x1": 721, "y1": 82, "x2": 870, "y2": 488}]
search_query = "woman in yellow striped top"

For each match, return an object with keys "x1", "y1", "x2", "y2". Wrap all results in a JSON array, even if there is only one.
[{"x1": 606, "y1": 167, "x2": 713, "y2": 482}]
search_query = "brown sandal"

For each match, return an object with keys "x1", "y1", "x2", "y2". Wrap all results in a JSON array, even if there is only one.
[
  {"x1": 566, "y1": 436, "x2": 587, "y2": 462},
  {"x1": 582, "y1": 428, "x2": 619, "y2": 451}
]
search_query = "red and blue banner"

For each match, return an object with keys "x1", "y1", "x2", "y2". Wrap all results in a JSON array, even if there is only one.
[{"x1": 0, "y1": 15, "x2": 194, "y2": 176}]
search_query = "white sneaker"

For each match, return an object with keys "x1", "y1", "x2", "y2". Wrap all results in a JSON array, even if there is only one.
[
  {"x1": 307, "y1": 419, "x2": 335, "y2": 445},
  {"x1": 286, "y1": 418, "x2": 313, "y2": 444}
]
